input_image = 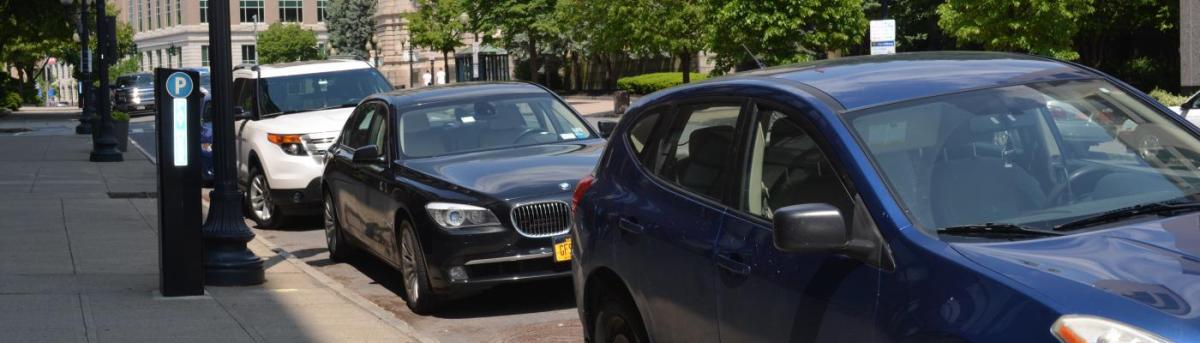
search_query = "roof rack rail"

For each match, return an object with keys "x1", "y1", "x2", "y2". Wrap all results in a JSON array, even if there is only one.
[
  {"x1": 327, "y1": 54, "x2": 365, "y2": 61},
  {"x1": 232, "y1": 63, "x2": 258, "y2": 71}
]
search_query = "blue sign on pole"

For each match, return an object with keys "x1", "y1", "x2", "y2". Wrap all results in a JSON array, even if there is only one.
[{"x1": 165, "y1": 72, "x2": 194, "y2": 98}]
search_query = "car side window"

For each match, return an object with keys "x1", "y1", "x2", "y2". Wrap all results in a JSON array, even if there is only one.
[
  {"x1": 627, "y1": 109, "x2": 663, "y2": 158},
  {"x1": 743, "y1": 105, "x2": 854, "y2": 221},
  {"x1": 651, "y1": 102, "x2": 742, "y2": 201},
  {"x1": 366, "y1": 103, "x2": 389, "y2": 160},
  {"x1": 343, "y1": 105, "x2": 378, "y2": 149}
]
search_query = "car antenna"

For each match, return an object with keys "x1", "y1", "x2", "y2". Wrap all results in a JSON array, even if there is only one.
[{"x1": 742, "y1": 44, "x2": 767, "y2": 70}]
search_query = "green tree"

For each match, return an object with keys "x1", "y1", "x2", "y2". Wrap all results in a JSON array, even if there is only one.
[
  {"x1": 408, "y1": 0, "x2": 467, "y2": 76},
  {"x1": 0, "y1": 0, "x2": 76, "y2": 101},
  {"x1": 326, "y1": 0, "x2": 376, "y2": 58},
  {"x1": 555, "y1": 0, "x2": 636, "y2": 88},
  {"x1": 256, "y1": 23, "x2": 320, "y2": 64},
  {"x1": 937, "y1": 0, "x2": 1094, "y2": 60},
  {"x1": 635, "y1": 0, "x2": 706, "y2": 83},
  {"x1": 1075, "y1": 0, "x2": 1178, "y2": 91},
  {"x1": 465, "y1": 0, "x2": 559, "y2": 84},
  {"x1": 704, "y1": 0, "x2": 868, "y2": 73}
]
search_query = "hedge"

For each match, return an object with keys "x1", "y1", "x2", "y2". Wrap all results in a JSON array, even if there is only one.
[
  {"x1": 1149, "y1": 88, "x2": 1189, "y2": 107},
  {"x1": 616, "y1": 72, "x2": 709, "y2": 95},
  {"x1": 2, "y1": 92, "x2": 20, "y2": 111}
]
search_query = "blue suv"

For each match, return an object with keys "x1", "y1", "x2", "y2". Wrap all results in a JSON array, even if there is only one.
[{"x1": 571, "y1": 52, "x2": 1200, "y2": 343}]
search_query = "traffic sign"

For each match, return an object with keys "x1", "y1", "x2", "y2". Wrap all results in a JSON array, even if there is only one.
[
  {"x1": 870, "y1": 20, "x2": 897, "y2": 55},
  {"x1": 165, "y1": 72, "x2": 194, "y2": 98}
]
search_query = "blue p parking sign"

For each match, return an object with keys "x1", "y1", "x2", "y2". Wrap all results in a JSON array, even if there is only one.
[{"x1": 165, "y1": 72, "x2": 194, "y2": 98}]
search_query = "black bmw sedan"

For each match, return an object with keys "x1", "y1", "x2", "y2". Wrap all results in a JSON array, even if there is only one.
[{"x1": 322, "y1": 82, "x2": 604, "y2": 313}]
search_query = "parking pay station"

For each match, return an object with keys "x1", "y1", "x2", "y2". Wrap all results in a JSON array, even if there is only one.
[{"x1": 155, "y1": 68, "x2": 204, "y2": 296}]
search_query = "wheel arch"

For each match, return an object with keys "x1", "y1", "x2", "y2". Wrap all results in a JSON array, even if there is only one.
[{"x1": 583, "y1": 266, "x2": 644, "y2": 340}]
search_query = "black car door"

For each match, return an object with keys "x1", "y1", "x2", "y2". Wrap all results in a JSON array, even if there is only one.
[
  {"x1": 715, "y1": 101, "x2": 881, "y2": 342},
  {"x1": 359, "y1": 101, "x2": 401, "y2": 262},
  {"x1": 330, "y1": 105, "x2": 381, "y2": 248}
]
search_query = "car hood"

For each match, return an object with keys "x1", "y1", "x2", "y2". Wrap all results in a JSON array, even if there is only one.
[
  {"x1": 403, "y1": 140, "x2": 605, "y2": 201},
  {"x1": 951, "y1": 213, "x2": 1200, "y2": 330},
  {"x1": 248, "y1": 107, "x2": 354, "y2": 134}
]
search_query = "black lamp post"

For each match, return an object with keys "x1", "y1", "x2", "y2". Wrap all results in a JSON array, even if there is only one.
[
  {"x1": 66, "y1": 0, "x2": 92, "y2": 135},
  {"x1": 89, "y1": 0, "x2": 122, "y2": 162},
  {"x1": 201, "y1": 0, "x2": 264, "y2": 286}
]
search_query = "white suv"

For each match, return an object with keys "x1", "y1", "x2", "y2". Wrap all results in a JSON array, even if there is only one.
[{"x1": 233, "y1": 59, "x2": 393, "y2": 228}]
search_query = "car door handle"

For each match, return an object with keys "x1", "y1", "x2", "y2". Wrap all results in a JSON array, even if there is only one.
[
  {"x1": 716, "y1": 254, "x2": 751, "y2": 275},
  {"x1": 618, "y1": 218, "x2": 644, "y2": 234}
]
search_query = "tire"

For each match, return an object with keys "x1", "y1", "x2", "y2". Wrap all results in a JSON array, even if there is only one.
[
  {"x1": 398, "y1": 221, "x2": 439, "y2": 314},
  {"x1": 592, "y1": 294, "x2": 649, "y2": 343},
  {"x1": 246, "y1": 166, "x2": 282, "y2": 229},
  {"x1": 323, "y1": 192, "x2": 356, "y2": 261}
]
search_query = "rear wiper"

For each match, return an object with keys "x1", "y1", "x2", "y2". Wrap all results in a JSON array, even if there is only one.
[
  {"x1": 1053, "y1": 200, "x2": 1200, "y2": 232},
  {"x1": 937, "y1": 223, "x2": 1063, "y2": 238}
]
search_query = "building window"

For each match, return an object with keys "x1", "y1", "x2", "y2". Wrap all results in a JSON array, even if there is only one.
[
  {"x1": 128, "y1": 1, "x2": 135, "y2": 30},
  {"x1": 200, "y1": 0, "x2": 207, "y2": 23},
  {"x1": 317, "y1": 0, "x2": 328, "y2": 22},
  {"x1": 156, "y1": 0, "x2": 162, "y2": 29},
  {"x1": 176, "y1": 0, "x2": 181, "y2": 25},
  {"x1": 156, "y1": 50, "x2": 163, "y2": 68},
  {"x1": 241, "y1": 45, "x2": 257, "y2": 64},
  {"x1": 240, "y1": 0, "x2": 264, "y2": 23},
  {"x1": 279, "y1": 0, "x2": 302, "y2": 22},
  {"x1": 136, "y1": 0, "x2": 143, "y2": 31},
  {"x1": 201, "y1": 45, "x2": 210, "y2": 67}
]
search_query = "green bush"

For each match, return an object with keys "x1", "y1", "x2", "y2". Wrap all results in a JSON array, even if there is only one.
[
  {"x1": 2, "y1": 92, "x2": 21, "y2": 111},
  {"x1": 1149, "y1": 88, "x2": 1189, "y2": 107},
  {"x1": 111, "y1": 110, "x2": 131, "y2": 121},
  {"x1": 617, "y1": 72, "x2": 710, "y2": 95}
]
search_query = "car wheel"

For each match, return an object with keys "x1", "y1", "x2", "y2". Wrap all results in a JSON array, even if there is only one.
[
  {"x1": 398, "y1": 221, "x2": 439, "y2": 314},
  {"x1": 246, "y1": 166, "x2": 281, "y2": 229},
  {"x1": 324, "y1": 192, "x2": 356, "y2": 261},
  {"x1": 593, "y1": 294, "x2": 649, "y2": 343}
]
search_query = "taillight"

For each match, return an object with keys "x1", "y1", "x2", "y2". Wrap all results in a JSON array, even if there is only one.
[{"x1": 572, "y1": 174, "x2": 595, "y2": 213}]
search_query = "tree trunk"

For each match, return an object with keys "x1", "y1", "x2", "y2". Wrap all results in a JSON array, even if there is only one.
[
  {"x1": 527, "y1": 35, "x2": 539, "y2": 85},
  {"x1": 571, "y1": 51, "x2": 581, "y2": 92},
  {"x1": 681, "y1": 50, "x2": 692, "y2": 84},
  {"x1": 443, "y1": 50, "x2": 450, "y2": 82}
]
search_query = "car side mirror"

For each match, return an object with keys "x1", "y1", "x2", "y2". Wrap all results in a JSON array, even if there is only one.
[
  {"x1": 772, "y1": 203, "x2": 848, "y2": 253},
  {"x1": 598, "y1": 120, "x2": 618, "y2": 139},
  {"x1": 1183, "y1": 92, "x2": 1200, "y2": 112},
  {"x1": 352, "y1": 145, "x2": 382, "y2": 164}
]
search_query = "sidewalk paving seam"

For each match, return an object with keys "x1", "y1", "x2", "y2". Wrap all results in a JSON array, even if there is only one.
[
  {"x1": 60, "y1": 199, "x2": 78, "y2": 275},
  {"x1": 78, "y1": 293, "x2": 97, "y2": 343}
]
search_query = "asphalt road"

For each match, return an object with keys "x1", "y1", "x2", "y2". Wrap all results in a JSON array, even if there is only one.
[{"x1": 130, "y1": 113, "x2": 597, "y2": 343}]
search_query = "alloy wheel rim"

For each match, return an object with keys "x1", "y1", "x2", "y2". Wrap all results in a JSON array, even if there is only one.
[
  {"x1": 400, "y1": 230, "x2": 419, "y2": 302},
  {"x1": 324, "y1": 196, "x2": 336, "y2": 252},
  {"x1": 249, "y1": 175, "x2": 272, "y2": 221}
]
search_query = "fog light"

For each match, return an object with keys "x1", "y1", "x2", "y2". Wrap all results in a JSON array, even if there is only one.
[{"x1": 449, "y1": 266, "x2": 468, "y2": 281}]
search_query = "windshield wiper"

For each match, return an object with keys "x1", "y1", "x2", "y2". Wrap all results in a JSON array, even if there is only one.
[
  {"x1": 937, "y1": 223, "x2": 1063, "y2": 238},
  {"x1": 1053, "y1": 200, "x2": 1200, "y2": 232}
]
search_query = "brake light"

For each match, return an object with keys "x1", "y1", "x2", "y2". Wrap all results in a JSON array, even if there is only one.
[{"x1": 572, "y1": 174, "x2": 595, "y2": 213}]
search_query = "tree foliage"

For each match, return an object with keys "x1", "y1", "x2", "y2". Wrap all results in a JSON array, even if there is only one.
[
  {"x1": 937, "y1": 0, "x2": 1094, "y2": 60},
  {"x1": 704, "y1": 0, "x2": 869, "y2": 73},
  {"x1": 465, "y1": 0, "x2": 559, "y2": 83},
  {"x1": 408, "y1": 0, "x2": 467, "y2": 73},
  {"x1": 326, "y1": 0, "x2": 376, "y2": 58},
  {"x1": 257, "y1": 23, "x2": 320, "y2": 64}
]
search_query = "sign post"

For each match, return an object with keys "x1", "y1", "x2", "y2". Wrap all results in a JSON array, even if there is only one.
[
  {"x1": 155, "y1": 68, "x2": 204, "y2": 297},
  {"x1": 870, "y1": 19, "x2": 897, "y2": 55}
]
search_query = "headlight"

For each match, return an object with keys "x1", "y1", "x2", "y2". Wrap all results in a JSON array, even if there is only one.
[
  {"x1": 425, "y1": 202, "x2": 500, "y2": 229},
  {"x1": 201, "y1": 143, "x2": 212, "y2": 152},
  {"x1": 1051, "y1": 315, "x2": 1169, "y2": 343},
  {"x1": 131, "y1": 95, "x2": 140, "y2": 104},
  {"x1": 267, "y1": 133, "x2": 307, "y2": 156}
]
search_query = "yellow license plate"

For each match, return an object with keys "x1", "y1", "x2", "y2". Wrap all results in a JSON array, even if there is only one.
[{"x1": 554, "y1": 238, "x2": 572, "y2": 262}]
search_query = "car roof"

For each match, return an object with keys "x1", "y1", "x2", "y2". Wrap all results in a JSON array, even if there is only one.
[
  {"x1": 241, "y1": 59, "x2": 374, "y2": 78},
  {"x1": 372, "y1": 82, "x2": 551, "y2": 106},
  {"x1": 658, "y1": 51, "x2": 1099, "y2": 111}
]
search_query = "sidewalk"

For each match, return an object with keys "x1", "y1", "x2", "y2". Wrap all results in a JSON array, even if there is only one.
[{"x1": 0, "y1": 131, "x2": 424, "y2": 341}]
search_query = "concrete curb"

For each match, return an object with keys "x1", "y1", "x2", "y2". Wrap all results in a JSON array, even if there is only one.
[
  {"x1": 129, "y1": 137, "x2": 157, "y2": 164},
  {"x1": 253, "y1": 236, "x2": 440, "y2": 343},
  {"x1": 131, "y1": 136, "x2": 437, "y2": 343}
]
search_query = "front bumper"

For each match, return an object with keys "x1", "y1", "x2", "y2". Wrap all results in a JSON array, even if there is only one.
[
  {"x1": 268, "y1": 178, "x2": 323, "y2": 215},
  {"x1": 420, "y1": 200, "x2": 574, "y2": 295},
  {"x1": 116, "y1": 103, "x2": 156, "y2": 116}
]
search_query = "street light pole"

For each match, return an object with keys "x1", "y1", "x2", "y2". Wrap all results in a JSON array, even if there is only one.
[
  {"x1": 72, "y1": 0, "x2": 92, "y2": 135},
  {"x1": 201, "y1": 0, "x2": 264, "y2": 286},
  {"x1": 89, "y1": 0, "x2": 122, "y2": 162}
]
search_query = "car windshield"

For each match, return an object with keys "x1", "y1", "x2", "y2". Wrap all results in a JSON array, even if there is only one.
[
  {"x1": 118, "y1": 74, "x2": 152, "y2": 88},
  {"x1": 397, "y1": 94, "x2": 594, "y2": 158},
  {"x1": 259, "y1": 68, "x2": 392, "y2": 116},
  {"x1": 846, "y1": 79, "x2": 1200, "y2": 236}
]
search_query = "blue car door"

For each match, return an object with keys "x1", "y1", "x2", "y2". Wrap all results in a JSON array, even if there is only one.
[
  {"x1": 610, "y1": 100, "x2": 747, "y2": 342},
  {"x1": 715, "y1": 102, "x2": 882, "y2": 342}
]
